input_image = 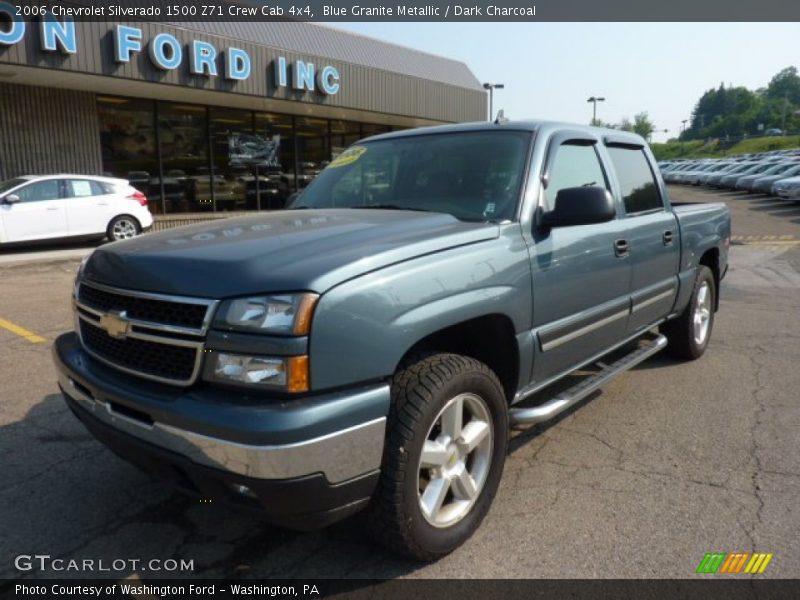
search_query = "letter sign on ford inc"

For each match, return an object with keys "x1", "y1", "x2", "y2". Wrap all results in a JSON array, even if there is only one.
[{"x1": 1, "y1": 13, "x2": 341, "y2": 96}]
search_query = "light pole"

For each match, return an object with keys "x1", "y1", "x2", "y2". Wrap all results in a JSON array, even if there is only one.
[
  {"x1": 781, "y1": 91, "x2": 789, "y2": 135},
  {"x1": 483, "y1": 83, "x2": 505, "y2": 121},
  {"x1": 587, "y1": 96, "x2": 605, "y2": 124},
  {"x1": 681, "y1": 119, "x2": 688, "y2": 133}
]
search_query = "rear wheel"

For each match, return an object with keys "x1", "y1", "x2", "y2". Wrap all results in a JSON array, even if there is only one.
[
  {"x1": 368, "y1": 353, "x2": 508, "y2": 560},
  {"x1": 662, "y1": 265, "x2": 716, "y2": 359},
  {"x1": 107, "y1": 215, "x2": 140, "y2": 242}
]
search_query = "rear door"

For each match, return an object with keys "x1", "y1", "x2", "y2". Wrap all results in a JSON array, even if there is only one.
[
  {"x1": 64, "y1": 179, "x2": 115, "y2": 237},
  {"x1": 528, "y1": 132, "x2": 632, "y2": 385},
  {"x1": 604, "y1": 140, "x2": 679, "y2": 334},
  {"x1": 0, "y1": 179, "x2": 68, "y2": 242}
]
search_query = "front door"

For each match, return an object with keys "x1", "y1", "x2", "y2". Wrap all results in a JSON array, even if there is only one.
[
  {"x1": 528, "y1": 135, "x2": 632, "y2": 385},
  {"x1": 0, "y1": 179, "x2": 68, "y2": 243}
]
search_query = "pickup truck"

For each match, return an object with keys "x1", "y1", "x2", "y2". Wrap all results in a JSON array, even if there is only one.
[{"x1": 53, "y1": 121, "x2": 730, "y2": 560}]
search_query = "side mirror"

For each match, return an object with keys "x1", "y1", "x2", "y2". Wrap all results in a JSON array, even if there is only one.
[
  {"x1": 3, "y1": 194, "x2": 20, "y2": 204},
  {"x1": 541, "y1": 186, "x2": 615, "y2": 227}
]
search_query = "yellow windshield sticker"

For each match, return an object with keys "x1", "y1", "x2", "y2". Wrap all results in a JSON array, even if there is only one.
[{"x1": 329, "y1": 146, "x2": 367, "y2": 168}]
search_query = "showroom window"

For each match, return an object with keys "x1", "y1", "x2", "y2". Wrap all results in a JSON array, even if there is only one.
[
  {"x1": 97, "y1": 97, "x2": 160, "y2": 209},
  {"x1": 295, "y1": 117, "x2": 330, "y2": 191},
  {"x1": 158, "y1": 103, "x2": 211, "y2": 213},
  {"x1": 255, "y1": 112, "x2": 295, "y2": 209},
  {"x1": 97, "y1": 95, "x2": 398, "y2": 214},
  {"x1": 330, "y1": 120, "x2": 361, "y2": 159},
  {"x1": 362, "y1": 123, "x2": 392, "y2": 138},
  {"x1": 210, "y1": 107, "x2": 252, "y2": 212}
]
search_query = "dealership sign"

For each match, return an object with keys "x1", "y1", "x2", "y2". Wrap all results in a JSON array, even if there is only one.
[{"x1": 0, "y1": 2, "x2": 341, "y2": 95}]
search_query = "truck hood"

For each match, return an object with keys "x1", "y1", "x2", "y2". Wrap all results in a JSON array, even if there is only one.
[{"x1": 83, "y1": 209, "x2": 499, "y2": 297}]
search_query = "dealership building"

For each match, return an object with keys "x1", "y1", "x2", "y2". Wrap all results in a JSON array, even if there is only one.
[{"x1": 0, "y1": 13, "x2": 486, "y2": 213}]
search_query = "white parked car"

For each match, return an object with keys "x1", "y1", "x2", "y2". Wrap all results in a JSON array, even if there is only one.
[{"x1": 0, "y1": 175, "x2": 153, "y2": 245}]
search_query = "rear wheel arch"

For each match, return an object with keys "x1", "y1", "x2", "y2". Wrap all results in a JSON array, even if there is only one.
[
  {"x1": 698, "y1": 247, "x2": 720, "y2": 311},
  {"x1": 107, "y1": 214, "x2": 141, "y2": 241}
]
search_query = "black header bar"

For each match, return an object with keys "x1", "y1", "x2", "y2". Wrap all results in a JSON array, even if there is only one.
[{"x1": 2, "y1": 0, "x2": 800, "y2": 22}]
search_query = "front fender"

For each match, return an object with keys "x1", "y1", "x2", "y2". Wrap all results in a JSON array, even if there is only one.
[{"x1": 309, "y1": 227, "x2": 532, "y2": 391}]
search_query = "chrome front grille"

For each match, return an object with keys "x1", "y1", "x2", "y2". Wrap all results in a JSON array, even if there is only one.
[
  {"x1": 77, "y1": 281, "x2": 214, "y2": 335},
  {"x1": 74, "y1": 282, "x2": 217, "y2": 386}
]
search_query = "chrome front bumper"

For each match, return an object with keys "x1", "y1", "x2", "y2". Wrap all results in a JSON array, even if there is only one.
[
  {"x1": 53, "y1": 332, "x2": 389, "y2": 486},
  {"x1": 59, "y1": 370, "x2": 386, "y2": 484}
]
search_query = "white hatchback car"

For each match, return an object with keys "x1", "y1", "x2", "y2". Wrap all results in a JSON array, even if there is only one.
[{"x1": 0, "y1": 174, "x2": 153, "y2": 245}]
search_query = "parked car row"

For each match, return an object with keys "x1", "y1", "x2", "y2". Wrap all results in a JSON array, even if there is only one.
[
  {"x1": 0, "y1": 174, "x2": 153, "y2": 246},
  {"x1": 659, "y1": 149, "x2": 800, "y2": 201}
]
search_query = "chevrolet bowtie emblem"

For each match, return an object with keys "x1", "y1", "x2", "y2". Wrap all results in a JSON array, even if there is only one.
[{"x1": 99, "y1": 310, "x2": 131, "y2": 339}]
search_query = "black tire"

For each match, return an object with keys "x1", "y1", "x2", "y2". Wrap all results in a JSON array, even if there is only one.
[
  {"x1": 107, "y1": 215, "x2": 141, "y2": 242},
  {"x1": 368, "y1": 353, "x2": 508, "y2": 560},
  {"x1": 662, "y1": 265, "x2": 716, "y2": 359}
]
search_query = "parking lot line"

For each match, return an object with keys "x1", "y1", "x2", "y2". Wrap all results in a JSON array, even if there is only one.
[{"x1": 0, "y1": 318, "x2": 46, "y2": 344}]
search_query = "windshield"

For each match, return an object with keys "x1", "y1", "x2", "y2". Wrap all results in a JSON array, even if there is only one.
[
  {"x1": 780, "y1": 164, "x2": 800, "y2": 177},
  {"x1": 744, "y1": 163, "x2": 772, "y2": 175},
  {"x1": 765, "y1": 162, "x2": 796, "y2": 175},
  {"x1": 291, "y1": 131, "x2": 532, "y2": 222},
  {"x1": 0, "y1": 178, "x2": 26, "y2": 196}
]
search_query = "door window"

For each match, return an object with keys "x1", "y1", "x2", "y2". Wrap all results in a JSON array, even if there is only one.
[
  {"x1": 545, "y1": 142, "x2": 609, "y2": 209},
  {"x1": 14, "y1": 180, "x2": 61, "y2": 203},
  {"x1": 65, "y1": 180, "x2": 103, "y2": 198},
  {"x1": 607, "y1": 147, "x2": 663, "y2": 214}
]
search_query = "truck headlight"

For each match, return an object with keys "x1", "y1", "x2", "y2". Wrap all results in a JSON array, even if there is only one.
[
  {"x1": 209, "y1": 352, "x2": 309, "y2": 393},
  {"x1": 213, "y1": 293, "x2": 318, "y2": 335}
]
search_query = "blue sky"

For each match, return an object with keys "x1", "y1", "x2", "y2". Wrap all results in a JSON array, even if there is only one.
[{"x1": 330, "y1": 22, "x2": 800, "y2": 142}]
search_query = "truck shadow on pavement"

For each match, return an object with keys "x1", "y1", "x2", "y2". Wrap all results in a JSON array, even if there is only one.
[{"x1": 1, "y1": 394, "x2": 422, "y2": 582}]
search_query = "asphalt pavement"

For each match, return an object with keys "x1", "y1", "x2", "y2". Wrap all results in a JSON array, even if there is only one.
[{"x1": 1, "y1": 186, "x2": 798, "y2": 580}]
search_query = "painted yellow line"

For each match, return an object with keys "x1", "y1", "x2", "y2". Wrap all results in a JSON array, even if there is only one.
[{"x1": 0, "y1": 318, "x2": 46, "y2": 344}]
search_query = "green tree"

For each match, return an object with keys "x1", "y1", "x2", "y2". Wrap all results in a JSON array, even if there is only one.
[
  {"x1": 766, "y1": 66, "x2": 800, "y2": 105},
  {"x1": 632, "y1": 112, "x2": 655, "y2": 138},
  {"x1": 618, "y1": 117, "x2": 633, "y2": 132}
]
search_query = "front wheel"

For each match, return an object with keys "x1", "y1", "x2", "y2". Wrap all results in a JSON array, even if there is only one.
[
  {"x1": 662, "y1": 265, "x2": 716, "y2": 359},
  {"x1": 107, "y1": 215, "x2": 141, "y2": 242},
  {"x1": 368, "y1": 353, "x2": 508, "y2": 560}
]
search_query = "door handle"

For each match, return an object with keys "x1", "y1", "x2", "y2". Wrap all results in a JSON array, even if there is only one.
[
  {"x1": 663, "y1": 230, "x2": 674, "y2": 246},
  {"x1": 614, "y1": 239, "x2": 629, "y2": 257},
  {"x1": 46, "y1": 207, "x2": 59, "y2": 211}
]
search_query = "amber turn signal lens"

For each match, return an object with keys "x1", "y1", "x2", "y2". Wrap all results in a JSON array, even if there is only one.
[
  {"x1": 293, "y1": 294, "x2": 319, "y2": 335},
  {"x1": 287, "y1": 355, "x2": 309, "y2": 393}
]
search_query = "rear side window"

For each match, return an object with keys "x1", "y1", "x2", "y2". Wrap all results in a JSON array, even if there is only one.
[
  {"x1": 607, "y1": 147, "x2": 663, "y2": 214},
  {"x1": 66, "y1": 180, "x2": 101, "y2": 198},
  {"x1": 545, "y1": 142, "x2": 609, "y2": 209}
]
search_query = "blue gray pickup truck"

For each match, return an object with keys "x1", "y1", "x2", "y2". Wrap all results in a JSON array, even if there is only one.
[{"x1": 54, "y1": 120, "x2": 730, "y2": 559}]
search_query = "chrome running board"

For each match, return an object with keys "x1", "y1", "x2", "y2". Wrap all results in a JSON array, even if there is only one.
[{"x1": 509, "y1": 333, "x2": 667, "y2": 425}]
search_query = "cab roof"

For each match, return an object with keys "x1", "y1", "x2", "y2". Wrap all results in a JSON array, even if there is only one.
[{"x1": 361, "y1": 119, "x2": 649, "y2": 147}]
